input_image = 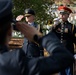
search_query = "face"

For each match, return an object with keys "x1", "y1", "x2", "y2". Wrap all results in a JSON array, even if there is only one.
[
  {"x1": 59, "y1": 12, "x2": 69, "y2": 22},
  {"x1": 25, "y1": 15, "x2": 35, "y2": 23}
]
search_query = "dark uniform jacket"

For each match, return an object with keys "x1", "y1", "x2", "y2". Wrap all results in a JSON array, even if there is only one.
[
  {"x1": 52, "y1": 21, "x2": 76, "y2": 54},
  {"x1": 22, "y1": 22, "x2": 44, "y2": 57},
  {"x1": 0, "y1": 32, "x2": 74, "y2": 75}
]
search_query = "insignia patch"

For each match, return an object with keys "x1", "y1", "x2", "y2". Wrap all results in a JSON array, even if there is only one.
[{"x1": 64, "y1": 28, "x2": 68, "y2": 33}]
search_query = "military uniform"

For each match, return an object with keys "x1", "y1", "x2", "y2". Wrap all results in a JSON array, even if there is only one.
[
  {"x1": 22, "y1": 22, "x2": 40, "y2": 57},
  {"x1": 53, "y1": 21, "x2": 76, "y2": 54}
]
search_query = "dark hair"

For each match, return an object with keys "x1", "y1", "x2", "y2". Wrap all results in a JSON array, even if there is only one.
[{"x1": 0, "y1": 13, "x2": 13, "y2": 45}]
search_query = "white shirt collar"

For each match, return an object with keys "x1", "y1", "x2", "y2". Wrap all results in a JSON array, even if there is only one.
[{"x1": 28, "y1": 22, "x2": 34, "y2": 26}]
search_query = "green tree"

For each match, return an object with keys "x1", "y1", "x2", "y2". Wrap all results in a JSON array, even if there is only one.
[{"x1": 12, "y1": 0, "x2": 54, "y2": 25}]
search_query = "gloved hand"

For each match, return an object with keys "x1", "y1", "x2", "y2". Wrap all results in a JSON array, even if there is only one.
[
  {"x1": 16, "y1": 15, "x2": 24, "y2": 21},
  {"x1": 53, "y1": 18, "x2": 60, "y2": 27}
]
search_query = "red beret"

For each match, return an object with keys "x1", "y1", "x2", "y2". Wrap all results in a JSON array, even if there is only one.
[{"x1": 58, "y1": 6, "x2": 72, "y2": 14}]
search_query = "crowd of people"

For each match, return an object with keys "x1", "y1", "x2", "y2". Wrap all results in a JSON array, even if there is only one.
[{"x1": 0, "y1": 0, "x2": 76, "y2": 75}]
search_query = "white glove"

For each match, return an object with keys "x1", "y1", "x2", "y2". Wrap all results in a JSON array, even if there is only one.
[{"x1": 16, "y1": 15, "x2": 24, "y2": 21}]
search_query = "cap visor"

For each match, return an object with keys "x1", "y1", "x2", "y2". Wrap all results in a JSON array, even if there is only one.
[{"x1": 24, "y1": 14, "x2": 32, "y2": 17}]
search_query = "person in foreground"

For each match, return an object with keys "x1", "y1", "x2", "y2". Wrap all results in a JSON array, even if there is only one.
[{"x1": 0, "y1": 0, "x2": 74, "y2": 75}]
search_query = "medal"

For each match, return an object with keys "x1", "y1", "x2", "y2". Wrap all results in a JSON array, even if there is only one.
[{"x1": 64, "y1": 28, "x2": 68, "y2": 33}]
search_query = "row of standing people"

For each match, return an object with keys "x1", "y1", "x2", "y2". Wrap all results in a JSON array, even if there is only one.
[
  {"x1": 16, "y1": 5, "x2": 76, "y2": 75},
  {"x1": 0, "y1": 0, "x2": 75, "y2": 75}
]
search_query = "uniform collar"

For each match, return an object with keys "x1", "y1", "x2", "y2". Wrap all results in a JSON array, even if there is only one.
[
  {"x1": 64, "y1": 20, "x2": 69, "y2": 23},
  {"x1": 28, "y1": 22, "x2": 35, "y2": 27},
  {"x1": 28, "y1": 22, "x2": 34, "y2": 25},
  {"x1": 61, "y1": 20, "x2": 69, "y2": 25}
]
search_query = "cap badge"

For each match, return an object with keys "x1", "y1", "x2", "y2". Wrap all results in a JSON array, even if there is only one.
[{"x1": 25, "y1": 10, "x2": 28, "y2": 14}]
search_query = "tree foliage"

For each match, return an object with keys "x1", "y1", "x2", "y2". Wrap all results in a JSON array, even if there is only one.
[{"x1": 12, "y1": 0, "x2": 54, "y2": 25}]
